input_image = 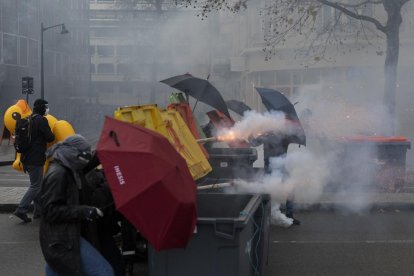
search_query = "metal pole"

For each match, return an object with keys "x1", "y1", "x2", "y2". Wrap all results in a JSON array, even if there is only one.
[{"x1": 40, "y1": 23, "x2": 44, "y2": 100}]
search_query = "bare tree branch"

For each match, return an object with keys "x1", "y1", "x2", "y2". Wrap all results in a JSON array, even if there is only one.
[
  {"x1": 315, "y1": 0, "x2": 387, "y2": 32},
  {"x1": 337, "y1": 0, "x2": 382, "y2": 8}
]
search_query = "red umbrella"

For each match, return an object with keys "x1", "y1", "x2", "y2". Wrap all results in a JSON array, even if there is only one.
[{"x1": 96, "y1": 116, "x2": 197, "y2": 250}]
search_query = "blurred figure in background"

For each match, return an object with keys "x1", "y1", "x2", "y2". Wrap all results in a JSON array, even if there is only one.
[{"x1": 250, "y1": 132, "x2": 301, "y2": 226}]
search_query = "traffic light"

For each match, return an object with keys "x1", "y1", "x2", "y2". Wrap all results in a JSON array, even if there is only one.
[{"x1": 22, "y1": 76, "x2": 34, "y2": 95}]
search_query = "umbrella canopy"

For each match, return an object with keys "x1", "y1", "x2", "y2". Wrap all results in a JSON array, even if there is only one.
[
  {"x1": 226, "y1": 100, "x2": 252, "y2": 116},
  {"x1": 160, "y1": 74, "x2": 231, "y2": 118},
  {"x1": 255, "y1": 87, "x2": 306, "y2": 146},
  {"x1": 96, "y1": 117, "x2": 197, "y2": 251}
]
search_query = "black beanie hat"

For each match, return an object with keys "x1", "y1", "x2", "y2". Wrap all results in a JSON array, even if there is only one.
[
  {"x1": 34, "y1": 99, "x2": 48, "y2": 108},
  {"x1": 33, "y1": 99, "x2": 48, "y2": 115}
]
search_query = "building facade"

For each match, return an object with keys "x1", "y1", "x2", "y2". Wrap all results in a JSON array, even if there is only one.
[
  {"x1": 227, "y1": 1, "x2": 414, "y2": 114},
  {"x1": 89, "y1": 0, "x2": 220, "y2": 110},
  {"x1": 0, "y1": 0, "x2": 90, "y2": 131},
  {"x1": 224, "y1": 1, "x2": 414, "y2": 164}
]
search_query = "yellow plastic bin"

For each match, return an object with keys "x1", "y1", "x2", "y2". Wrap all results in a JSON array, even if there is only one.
[{"x1": 114, "y1": 104, "x2": 212, "y2": 180}]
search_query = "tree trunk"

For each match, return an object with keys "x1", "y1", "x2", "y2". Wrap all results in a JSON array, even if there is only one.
[{"x1": 383, "y1": 2, "x2": 403, "y2": 135}]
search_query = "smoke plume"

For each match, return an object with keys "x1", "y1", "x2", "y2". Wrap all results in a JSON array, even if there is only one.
[{"x1": 218, "y1": 81, "x2": 401, "y2": 224}]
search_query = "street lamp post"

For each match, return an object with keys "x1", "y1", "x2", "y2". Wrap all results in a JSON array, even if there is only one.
[{"x1": 40, "y1": 22, "x2": 69, "y2": 100}]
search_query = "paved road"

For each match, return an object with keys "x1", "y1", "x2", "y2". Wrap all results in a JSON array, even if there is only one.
[
  {"x1": 2, "y1": 210, "x2": 414, "y2": 275},
  {"x1": 0, "y1": 213, "x2": 43, "y2": 276},
  {"x1": 265, "y1": 209, "x2": 414, "y2": 276}
]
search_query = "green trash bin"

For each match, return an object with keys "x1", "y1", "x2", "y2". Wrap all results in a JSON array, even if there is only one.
[{"x1": 148, "y1": 193, "x2": 271, "y2": 276}]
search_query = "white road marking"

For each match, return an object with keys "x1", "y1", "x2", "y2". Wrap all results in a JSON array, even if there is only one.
[
  {"x1": 0, "y1": 179, "x2": 29, "y2": 182},
  {"x1": 0, "y1": 241, "x2": 38, "y2": 245},
  {"x1": 273, "y1": 240, "x2": 414, "y2": 244}
]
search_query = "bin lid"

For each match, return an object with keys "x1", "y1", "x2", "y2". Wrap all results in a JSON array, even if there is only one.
[{"x1": 340, "y1": 135, "x2": 409, "y2": 143}]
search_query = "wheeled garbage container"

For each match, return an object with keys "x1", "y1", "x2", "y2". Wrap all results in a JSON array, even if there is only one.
[
  {"x1": 340, "y1": 136, "x2": 411, "y2": 192},
  {"x1": 204, "y1": 147, "x2": 258, "y2": 182},
  {"x1": 148, "y1": 193, "x2": 271, "y2": 276}
]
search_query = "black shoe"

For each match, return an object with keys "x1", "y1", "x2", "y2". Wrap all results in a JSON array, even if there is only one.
[
  {"x1": 33, "y1": 213, "x2": 41, "y2": 219},
  {"x1": 13, "y1": 211, "x2": 32, "y2": 223},
  {"x1": 292, "y1": 218, "x2": 301, "y2": 225}
]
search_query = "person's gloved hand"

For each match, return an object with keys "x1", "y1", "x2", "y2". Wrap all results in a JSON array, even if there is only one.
[{"x1": 82, "y1": 207, "x2": 103, "y2": 221}]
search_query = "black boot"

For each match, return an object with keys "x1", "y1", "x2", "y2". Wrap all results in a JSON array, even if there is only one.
[
  {"x1": 13, "y1": 211, "x2": 32, "y2": 223},
  {"x1": 286, "y1": 214, "x2": 301, "y2": 226}
]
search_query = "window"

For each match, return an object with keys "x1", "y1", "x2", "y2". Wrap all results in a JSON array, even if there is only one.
[
  {"x1": 119, "y1": 84, "x2": 133, "y2": 94},
  {"x1": 28, "y1": 39, "x2": 38, "y2": 67},
  {"x1": 19, "y1": 37, "x2": 27, "y2": 66},
  {"x1": 260, "y1": 71, "x2": 275, "y2": 87},
  {"x1": 117, "y1": 63, "x2": 131, "y2": 75},
  {"x1": 292, "y1": 70, "x2": 301, "y2": 85},
  {"x1": 276, "y1": 70, "x2": 290, "y2": 85},
  {"x1": 117, "y1": 45, "x2": 132, "y2": 57},
  {"x1": 90, "y1": 45, "x2": 95, "y2": 57},
  {"x1": 302, "y1": 68, "x2": 320, "y2": 84},
  {"x1": 2, "y1": 0, "x2": 17, "y2": 33},
  {"x1": 3, "y1": 34, "x2": 18, "y2": 64},
  {"x1": 56, "y1": 54, "x2": 62, "y2": 75},
  {"x1": 97, "y1": 45, "x2": 114, "y2": 57},
  {"x1": 92, "y1": 28, "x2": 110, "y2": 38},
  {"x1": 45, "y1": 51, "x2": 54, "y2": 75},
  {"x1": 97, "y1": 63, "x2": 114, "y2": 74}
]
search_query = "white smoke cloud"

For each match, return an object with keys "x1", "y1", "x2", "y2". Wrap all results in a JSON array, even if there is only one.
[
  {"x1": 216, "y1": 80, "x2": 401, "y2": 221},
  {"x1": 232, "y1": 148, "x2": 330, "y2": 225},
  {"x1": 216, "y1": 110, "x2": 301, "y2": 141},
  {"x1": 270, "y1": 203, "x2": 293, "y2": 228},
  {"x1": 294, "y1": 82, "x2": 394, "y2": 139}
]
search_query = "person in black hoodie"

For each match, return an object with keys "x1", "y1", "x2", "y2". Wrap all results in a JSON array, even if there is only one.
[
  {"x1": 40, "y1": 135, "x2": 114, "y2": 276},
  {"x1": 13, "y1": 99, "x2": 55, "y2": 223}
]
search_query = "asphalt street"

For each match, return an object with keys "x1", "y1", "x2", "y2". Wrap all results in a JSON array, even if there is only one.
[
  {"x1": 2, "y1": 210, "x2": 414, "y2": 275},
  {"x1": 266, "y1": 209, "x2": 414, "y2": 276},
  {"x1": 3, "y1": 143, "x2": 414, "y2": 275},
  {"x1": 0, "y1": 213, "x2": 43, "y2": 276}
]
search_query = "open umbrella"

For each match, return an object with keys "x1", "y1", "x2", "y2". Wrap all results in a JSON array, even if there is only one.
[
  {"x1": 226, "y1": 100, "x2": 252, "y2": 116},
  {"x1": 160, "y1": 73, "x2": 231, "y2": 118},
  {"x1": 255, "y1": 87, "x2": 306, "y2": 146},
  {"x1": 96, "y1": 117, "x2": 197, "y2": 251}
]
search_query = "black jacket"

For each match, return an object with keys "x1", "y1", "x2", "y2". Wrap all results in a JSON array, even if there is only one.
[
  {"x1": 39, "y1": 161, "x2": 88, "y2": 276},
  {"x1": 22, "y1": 114, "x2": 55, "y2": 166},
  {"x1": 250, "y1": 133, "x2": 289, "y2": 158}
]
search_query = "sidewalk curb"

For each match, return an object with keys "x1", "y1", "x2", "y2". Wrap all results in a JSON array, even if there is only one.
[
  {"x1": 0, "y1": 204, "x2": 19, "y2": 212},
  {"x1": 296, "y1": 202, "x2": 414, "y2": 212},
  {"x1": 0, "y1": 161, "x2": 13, "y2": 166}
]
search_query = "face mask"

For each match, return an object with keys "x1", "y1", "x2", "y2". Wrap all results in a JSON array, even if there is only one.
[
  {"x1": 44, "y1": 107, "x2": 50, "y2": 116},
  {"x1": 77, "y1": 150, "x2": 92, "y2": 165}
]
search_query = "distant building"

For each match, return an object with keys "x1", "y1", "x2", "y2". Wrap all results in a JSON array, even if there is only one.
[
  {"x1": 89, "y1": 0, "x2": 217, "y2": 108},
  {"x1": 225, "y1": 0, "x2": 414, "y2": 164},
  {"x1": 227, "y1": 1, "x2": 414, "y2": 114},
  {"x1": 0, "y1": 0, "x2": 90, "y2": 128}
]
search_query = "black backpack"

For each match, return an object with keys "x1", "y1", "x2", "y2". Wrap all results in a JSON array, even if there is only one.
[{"x1": 14, "y1": 114, "x2": 37, "y2": 154}]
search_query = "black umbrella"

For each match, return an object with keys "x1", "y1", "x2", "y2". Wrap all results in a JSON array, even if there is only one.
[
  {"x1": 160, "y1": 74, "x2": 231, "y2": 118},
  {"x1": 226, "y1": 100, "x2": 252, "y2": 116},
  {"x1": 255, "y1": 87, "x2": 306, "y2": 146}
]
